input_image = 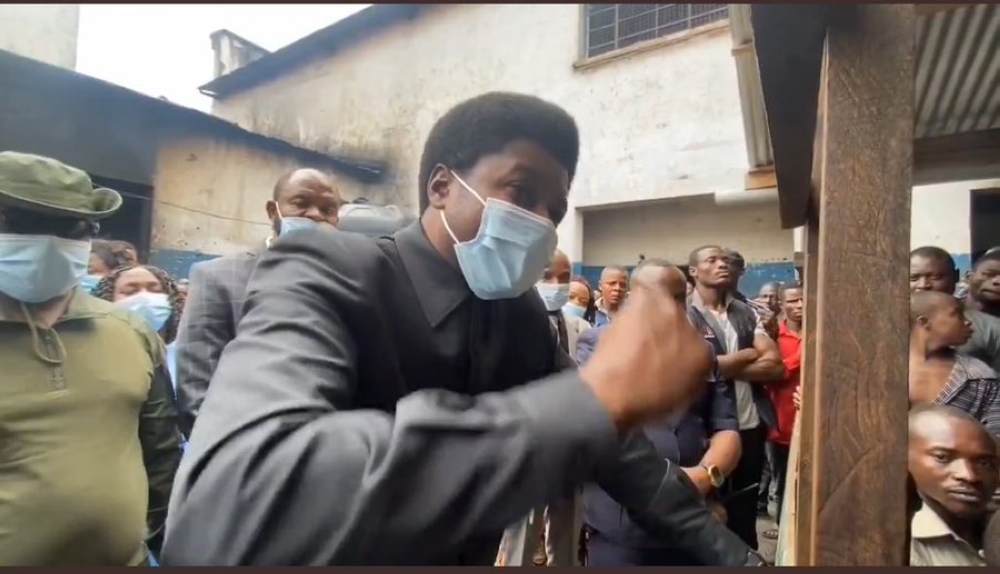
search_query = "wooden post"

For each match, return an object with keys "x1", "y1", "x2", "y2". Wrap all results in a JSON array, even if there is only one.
[
  {"x1": 794, "y1": 220, "x2": 820, "y2": 565},
  {"x1": 808, "y1": 4, "x2": 915, "y2": 565}
]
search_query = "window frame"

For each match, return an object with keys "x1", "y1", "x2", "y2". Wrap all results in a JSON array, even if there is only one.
[{"x1": 576, "y1": 4, "x2": 731, "y2": 67}]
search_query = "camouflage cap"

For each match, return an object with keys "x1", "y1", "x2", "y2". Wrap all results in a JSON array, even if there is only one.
[{"x1": 0, "y1": 151, "x2": 122, "y2": 220}]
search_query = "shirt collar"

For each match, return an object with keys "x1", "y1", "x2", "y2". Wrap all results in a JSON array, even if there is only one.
[
  {"x1": 689, "y1": 288, "x2": 734, "y2": 313},
  {"x1": 0, "y1": 288, "x2": 112, "y2": 323},
  {"x1": 779, "y1": 320, "x2": 802, "y2": 340},
  {"x1": 395, "y1": 221, "x2": 470, "y2": 328},
  {"x1": 912, "y1": 503, "x2": 982, "y2": 546}
]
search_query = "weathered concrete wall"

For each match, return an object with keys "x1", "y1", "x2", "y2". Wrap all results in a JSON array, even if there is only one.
[
  {"x1": 148, "y1": 135, "x2": 378, "y2": 277},
  {"x1": 151, "y1": 137, "x2": 305, "y2": 256},
  {"x1": 0, "y1": 5, "x2": 79, "y2": 69},
  {"x1": 579, "y1": 195, "x2": 794, "y2": 295},
  {"x1": 0, "y1": 49, "x2": 376, "y2": 278},
  {"x1": 911, "y1": 178, "x2": 1000, "y2": 273},
  {"x1": 209, "y1": 5, "x2": 748, "y2": 266}
]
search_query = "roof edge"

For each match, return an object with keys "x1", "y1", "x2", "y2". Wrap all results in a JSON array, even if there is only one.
[
  {"x1": 199, "y1": 4, "x2": 427, "y2": 99},
  {"x1": 0, "y1": 48, "x2": 388, "y2": 184},
  {"x1": 209, "y1": 28, "x2": 271, "y2": 56}
]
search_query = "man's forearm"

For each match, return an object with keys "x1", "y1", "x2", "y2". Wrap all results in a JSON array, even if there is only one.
[
  {"x1": 162, "y1": 373, "x2": 620, "y2": 565},
  {"x1": 701, "y1": 430, "x2": 741, "y2": 477},
  {"x1": 596, "y1": 431, "x2": 754, "y2": 566},
  {"x1": 717, "y1": 349, "x2": 758, "y2": 379},
  {"x1": 739, "y1": 358, "x2": 786, "y2": 382}
]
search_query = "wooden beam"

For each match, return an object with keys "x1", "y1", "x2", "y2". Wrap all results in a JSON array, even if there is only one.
[
  {"x1": 808, "y1": 4, "x2": 914, "y2": 565},
  {"x1": 795, "y1": 220, "x2": 819, "y2": 565},
  {"x1": 745, "y1": 167, "x2": 777, "y2": 191},
  {"x1": 750, "y1": 5, "x2": 830, "y2": 229},
  {"x1": 915, "y1": 4, "x2": 975, "y2": 16}
]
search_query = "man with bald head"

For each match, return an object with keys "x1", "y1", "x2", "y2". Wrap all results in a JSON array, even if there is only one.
[
  {"x1": 909, "y1": 290, "x2": 1000, "y2": 439},
  {"x1": 173, "y1": 168, "x2": 343, "y2": 435},
  {"x1": 579, "y1": 259, "x2": 742, "y2": 565},
  {"x1": 910, "y1": 246, "x2": 1000, "y2": 371},
  {"x1": 909, "y1": 405, "x2": 998, "y2": 566}
]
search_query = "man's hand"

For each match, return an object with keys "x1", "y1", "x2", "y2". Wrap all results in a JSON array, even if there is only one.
[
  {"x1": 707, "y1": 500, "x2": 728, "y2": 524},
  {"x1": 681, "y1": 466, "x2": 713, "y2": 497},
  {"x1": 793, "y1": 385, "x2": 801, "y2": 410},
  {"x1": 581, "y1": 271, "x2": 713, "y2": 431}
]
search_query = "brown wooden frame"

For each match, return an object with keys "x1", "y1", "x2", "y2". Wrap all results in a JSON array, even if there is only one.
[{"x1": 752, "y1": 4, "x2": 916, "y2": 565}]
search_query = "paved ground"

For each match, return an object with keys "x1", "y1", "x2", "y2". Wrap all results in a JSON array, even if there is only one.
[{"x1": 757, "y1": 516, "x2": 779, "y2": 564}]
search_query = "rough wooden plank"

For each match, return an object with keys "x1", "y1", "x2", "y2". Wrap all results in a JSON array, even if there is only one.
[
  {"x1": 775, "y1": 416, "x2": 801, "y2": 565},
  {"x1": 915, "y1": 4, "x2": 976, "y2": 16},
  {"x1": 745, "y1": 167, "x2": 777, "y2": 190},
  {"x1": 811, "y1": 4, "x2": 915, "y2": 566},
  {"x1": 795, "y1": 219, "x2": 820, "y2": 566},
  {"x1": 750, "y1": 5, "x2": 829, "y2": 229}
]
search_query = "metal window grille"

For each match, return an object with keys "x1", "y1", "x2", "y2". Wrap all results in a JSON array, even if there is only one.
[{"x1": 584, "y1": 4, "x2": 729, "y2": 58}]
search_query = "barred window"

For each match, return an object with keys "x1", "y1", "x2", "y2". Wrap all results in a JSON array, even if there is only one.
[{"x1": 583, "y1": 4, "x2": 729, "y2": 59}]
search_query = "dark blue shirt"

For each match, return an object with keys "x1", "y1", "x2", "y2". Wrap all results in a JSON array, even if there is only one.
[{"x1": 576, "y1": 310, "x2": 738, "y2": 552}]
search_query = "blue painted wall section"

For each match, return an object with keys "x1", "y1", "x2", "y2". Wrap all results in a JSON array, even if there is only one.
[{"x1": 149, "y1": 249, "x2": 220, "y2": 280}]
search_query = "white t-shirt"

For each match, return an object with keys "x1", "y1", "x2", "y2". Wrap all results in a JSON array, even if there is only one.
[{"x1": 707, "y1": 309, "x2": 762, "y2": 431}]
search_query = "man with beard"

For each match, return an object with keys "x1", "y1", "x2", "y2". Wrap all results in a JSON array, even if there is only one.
[
  {"x1": 173, "y1": 168, "x2": 342, "y2": 436},
  {"x1": 909, "y1": 405, "x2": 998, "y2": 566}
]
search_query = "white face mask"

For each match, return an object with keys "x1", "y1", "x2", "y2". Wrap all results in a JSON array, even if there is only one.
[
  {"x1": 440, "y1": 171, "x2": 557, "y2": 301},
  {"x1": 536, "y1": 282, "x2": 570, "y2": 312},
  {"x1": 0, "y1": 234, "x2": 91, "y2": 302}
]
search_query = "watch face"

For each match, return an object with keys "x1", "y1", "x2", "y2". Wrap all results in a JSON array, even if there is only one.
[{"x1": 708, "y1": 466, "x2": 725, "y2": 487}]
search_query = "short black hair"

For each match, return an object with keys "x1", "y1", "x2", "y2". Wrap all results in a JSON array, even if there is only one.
[
  {"x1": 974, "y1": 249, "x2": 1000, "y2": 270},
  {"x1": 726, "y1": 249, "x2": 746, "y2": 270},
  {"x1": 417, "y1": 92, "x2": 580, "y2": 212},
  {"x1": 687, "y1": 244, "x2": 723, "y2": 268},
  {"x1": 910, "y1": 245, "x2": 956, "y2": 269}
]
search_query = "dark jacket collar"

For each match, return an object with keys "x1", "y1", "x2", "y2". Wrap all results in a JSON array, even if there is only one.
[{"x1": 394, "y1": 221, "x2": 470, "y2": 327}]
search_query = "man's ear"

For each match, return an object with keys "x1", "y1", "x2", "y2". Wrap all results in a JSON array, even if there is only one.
[
  {"x1": 265, "y1": 200, "x2": 278, "y2": 221},
  {"x1": 916, "y1": 315, "x2": 931, "y2": 328},
  {"x1": 426, "y1": 164, "x2": 452, "y2": 210}
]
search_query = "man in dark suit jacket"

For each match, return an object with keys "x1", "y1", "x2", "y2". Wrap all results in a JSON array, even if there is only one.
[
  {"x1": 173, "y1": 168, "x2": 342, "y2": 436},
  {"x1": 161, "y1": 92, "x2": 765, "y2": 566}
]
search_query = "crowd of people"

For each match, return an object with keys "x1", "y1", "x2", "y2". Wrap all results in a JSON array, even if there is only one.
[{"x1": 1, "y1": 90, "x2": 1000, "y2": 566}]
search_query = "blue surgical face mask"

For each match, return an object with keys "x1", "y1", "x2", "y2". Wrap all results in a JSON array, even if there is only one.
[
  {"x1": 80, "y1": 274, "x2": 102, "y2": 294},
  {"x1": 0, "y1": 234, "x2": 91, "y2": 303},
  {"x1": 115, "y1": 291, "x2": 172, "y2": 333},
  {"x1": 279, "y1": 215, "x2": 319, "y2": 236},
  {"x1": 563, "y1": 303, "x2": 587, "y2": 320},
  {"x1": 440, "y1": 172, "x2": 557, "y2": 300},
  {"x1": 536, "y1": 282, "x2": 569, "y2": 312}
]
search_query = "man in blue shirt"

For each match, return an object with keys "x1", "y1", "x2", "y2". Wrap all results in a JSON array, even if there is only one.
[{"x1": 578, "y1": 258, "x2": 742, "y2": 565}]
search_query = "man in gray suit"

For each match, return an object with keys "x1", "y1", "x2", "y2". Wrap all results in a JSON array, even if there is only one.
[{"x1": 173, "y1": 168, "x2": 342, "y2": 436}]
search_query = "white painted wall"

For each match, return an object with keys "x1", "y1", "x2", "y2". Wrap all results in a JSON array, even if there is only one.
[
  {"x1": 211, "y1": 5, "x2": 750, "y2": 263},
  {"x1": 910, "y1": 180, "x2": 999, "y2": 254},
  {"x1": 0, "y1": 5, "x2": 79, "y2": 69}
]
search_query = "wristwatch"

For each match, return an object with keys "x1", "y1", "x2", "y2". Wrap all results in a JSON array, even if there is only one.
[{"x1": 700, "y1": 463, "x2": 726, "y2": 489}]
